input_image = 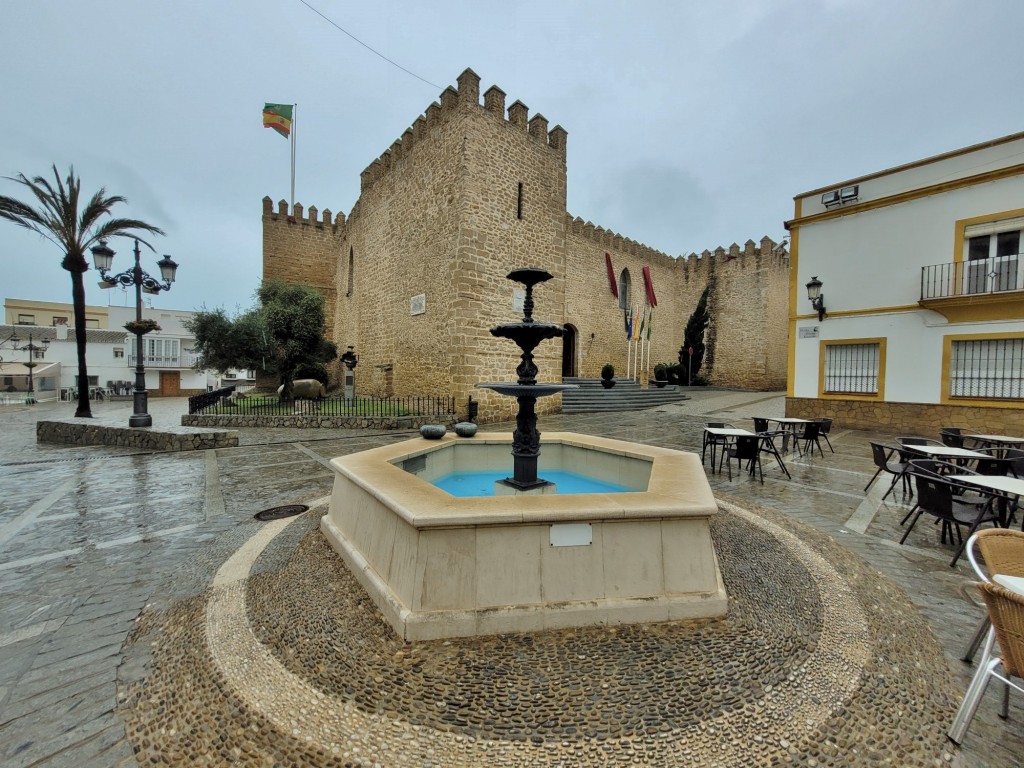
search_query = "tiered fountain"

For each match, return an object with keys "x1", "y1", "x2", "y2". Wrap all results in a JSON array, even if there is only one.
[{"x1": 321, "y1": 268, "x2": 726, "y2": 641}]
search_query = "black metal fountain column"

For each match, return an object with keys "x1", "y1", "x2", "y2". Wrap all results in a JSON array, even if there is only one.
[{"x1": 477, "y1": 269, "x2": 576, "y2": 492}]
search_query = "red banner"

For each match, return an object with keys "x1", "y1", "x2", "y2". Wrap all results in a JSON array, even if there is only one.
[
  {"x1": 605, "y1": 253, "x2": 618, "y2": 298},
  {"x1": 642, "y1": 265, "x2": 657, "y2": 306}
]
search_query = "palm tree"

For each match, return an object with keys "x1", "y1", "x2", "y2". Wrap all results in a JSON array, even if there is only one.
[{"x1": 0, "y1": 165, "x2": 164, "y2": 417}]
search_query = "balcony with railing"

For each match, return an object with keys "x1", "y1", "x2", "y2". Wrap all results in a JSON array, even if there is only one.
[
  {"x1": 127, "y1": 351, "x2": 201, "y2": 369},
  {"x1": 919, "y1": 254, "x2": 1024, "y2": 321}
]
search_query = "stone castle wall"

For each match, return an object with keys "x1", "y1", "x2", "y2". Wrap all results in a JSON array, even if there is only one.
[{"x1": 263, "y1": 68, "x2": 790, "y2": 422}]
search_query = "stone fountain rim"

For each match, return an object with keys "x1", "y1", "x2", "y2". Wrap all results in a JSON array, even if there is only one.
[{"x1": 328, "y1": 431, "x2": 717, "y2": 529}]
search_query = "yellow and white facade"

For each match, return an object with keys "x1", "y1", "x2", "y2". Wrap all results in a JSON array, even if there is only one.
[{"x1": 785, "y1": 131, "x2": 1024, "y2": 433}]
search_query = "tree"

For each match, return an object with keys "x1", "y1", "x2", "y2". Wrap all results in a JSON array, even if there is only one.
[
  {"x1": 678, "y1": 286, "x2": 710, "y2": 385},
  {"x1": 186, "y1": 280, "x2": 336, "y2": 399},
  {"x1": 0, "y1": 166, "x2": 163, "y2": 417}
]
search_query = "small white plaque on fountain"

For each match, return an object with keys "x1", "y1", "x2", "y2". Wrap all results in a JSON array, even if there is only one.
[
  {"x1": 410, "y1": 293, "x2": 426, "y2": 316},
  {"x1": 550, "y1": 523, "x2": 593, "y2": 547},
  {"x1": 512, "y1": 288, "x2": 525, "y2": 313}
]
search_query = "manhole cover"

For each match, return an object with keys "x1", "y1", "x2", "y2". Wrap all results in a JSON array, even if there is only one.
[{"x1": 253, "y1": 504, "x2": 309, "y2": 521}]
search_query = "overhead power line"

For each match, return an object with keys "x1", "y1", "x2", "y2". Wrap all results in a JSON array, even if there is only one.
[{"x1": 296, "y1": 0, "x2": 442, "y2": 89}]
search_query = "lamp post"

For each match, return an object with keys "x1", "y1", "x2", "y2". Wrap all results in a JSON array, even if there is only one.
[
  {"x1": 2, "y1": 332, "x2": 50, "y2": 405},
  {"x1": 91, "y1": 239, "x2": 178, "y2": 427}
]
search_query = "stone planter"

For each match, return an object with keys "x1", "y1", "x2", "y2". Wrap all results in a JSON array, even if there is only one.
[
  {"x1": 420, "y1": 424, "x2": 447, "y2": 439},
  {"x1": 454, "y1": 422, "x2": 478, "y2": 437}
]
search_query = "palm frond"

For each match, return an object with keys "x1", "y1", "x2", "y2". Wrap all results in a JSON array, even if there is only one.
[{"x1": 79, "y1": 189, "x2": 125, "y2": 234}]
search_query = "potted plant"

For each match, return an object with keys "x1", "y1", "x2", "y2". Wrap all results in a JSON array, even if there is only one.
[
  {"x1": 124, "y1": 318, "x2": 161, "y2": 335},
  {"x1": 600, "y1": 363, "x2": 616, "y2": 389},
  {"x1": 653, "y1": 363, "x2": 668, "y2": 387}
]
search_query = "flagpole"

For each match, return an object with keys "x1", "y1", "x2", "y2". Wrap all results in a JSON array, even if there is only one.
[{"x1": 290, "y1": 103, "x2": 297, "y2": 211}]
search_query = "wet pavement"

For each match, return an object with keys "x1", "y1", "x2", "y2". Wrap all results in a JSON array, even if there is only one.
[{"x1": 0, "y1": 393, "x2": 1021, "y2": 766}]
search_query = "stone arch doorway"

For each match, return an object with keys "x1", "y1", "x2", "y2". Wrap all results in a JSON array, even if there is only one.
[{"x1": 562, "y1": 324, "x2": 578, "y2": 378}]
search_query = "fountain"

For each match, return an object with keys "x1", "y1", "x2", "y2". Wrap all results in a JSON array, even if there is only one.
[
  {"x1": 476, "y1": 268, "x2": 576, "y2": 493},
  {"x1": 321, "y1": 268, "x2": 726, "y2": 641}
]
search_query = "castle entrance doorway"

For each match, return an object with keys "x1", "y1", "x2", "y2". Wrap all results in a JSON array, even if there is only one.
[{"x1": 561, "y1": 324, "x2": 578, "y2": 378}]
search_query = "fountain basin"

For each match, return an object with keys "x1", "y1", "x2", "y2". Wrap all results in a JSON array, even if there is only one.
[{"x1": 321, "y1": 432, "x2": 726, "y2": 641}]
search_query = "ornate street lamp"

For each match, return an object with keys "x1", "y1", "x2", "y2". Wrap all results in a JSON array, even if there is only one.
[
  {"x1": 805, "y1": 276, "x2": 827, "y2": 322},
  {"x1": 1, "y1": 332, "x2": 49, "y2": 404},
  {"x1": 91, "y1": 239, "x2": 179, "y2": 427}
]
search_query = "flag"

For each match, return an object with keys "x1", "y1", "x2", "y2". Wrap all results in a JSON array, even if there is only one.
[
  {"x1": 645, "y1": 308, "x2": 653, "y2": 340},
  {"x1": 638, "y1": 308, "x2": 646, "y2": 339},
  {"x1": 263, "y1": 103, "x2": 293, "y2": 138},
  {"x1": 624, "y1": 308, "x2": 632, "y2": 340},
  {"x1": 632, "y1": 305, "x2": 641, "y2": 341}
]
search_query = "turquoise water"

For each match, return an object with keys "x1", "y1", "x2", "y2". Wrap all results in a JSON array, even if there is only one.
[{"x1": 432, "y1": 470, "x2": 633, "y2": 497}]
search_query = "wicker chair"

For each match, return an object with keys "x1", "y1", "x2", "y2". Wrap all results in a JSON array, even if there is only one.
[
  {"x1": 962, "y1": 529, "x2": 1024, "y2": 664},
  {"x1": 948, "y1": 579, "x2": 1024, "y2": 744}
]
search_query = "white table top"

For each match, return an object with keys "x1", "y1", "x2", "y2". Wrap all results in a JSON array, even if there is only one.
[
  {"x1": 772, "y1": 417, "x2": 812, "y2": 425},
  {"x1": 948, "y1": 474, "x2": 1024, "y2": 497},
  {"x1": 965, "y1": 434, "x2": 1024, "y2": 445},
  {"x1": 705, "y1": 427, "x2": 757, "y2": 437},
  {"x1": 993, "y1": 574, "x2": 1024, "y2": 596},
  {"x1": 904, "y1": 444, "x2": 989, "y2": 459}
]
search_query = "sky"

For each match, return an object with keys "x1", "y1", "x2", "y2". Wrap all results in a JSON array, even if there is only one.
[{"x1": 3, "y1": 0, "x2": 1023, "y2": 315}]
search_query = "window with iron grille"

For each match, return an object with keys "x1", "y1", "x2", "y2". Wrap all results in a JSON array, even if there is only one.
[
  {"x1": 824, "y1": 342, "x2": 880, "y2": 394},
  {"x1": 950, "y1": 338, "x2": 1024, "y2": 399}
]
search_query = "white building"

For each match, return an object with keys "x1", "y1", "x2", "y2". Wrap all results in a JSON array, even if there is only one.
[
  {"x1": 785, "y1": 131, "x2": 1024, "y2": 434},
  {"x1": 2, "y1": 299, "x2": 254, "y2": 402}
]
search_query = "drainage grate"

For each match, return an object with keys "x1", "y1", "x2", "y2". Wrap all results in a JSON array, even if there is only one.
[{"x1": 253, "y1": 504, "x2": 309, "y2": 522}]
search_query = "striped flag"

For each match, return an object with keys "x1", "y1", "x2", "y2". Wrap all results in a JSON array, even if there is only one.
[
  {"x1": 645, "y1": 307, "x2": 653, "y2": 340},
  {"x1": 263, "y1": 103, "x2": 293, "y2": 138}
]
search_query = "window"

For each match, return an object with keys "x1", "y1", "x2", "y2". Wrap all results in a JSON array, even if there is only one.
[
  {"x1": 963, "y1": 215, "x2": 1024, "y2": 294},
  {"x1": 85, "y1": 318, "x2": 99, "y2": 328},
  {"x1": 144, "y1": 337, "x2": 179, "y2": 364},
  {"x1": 821, "y1": 340, "x2": 884, "y2": 397},
  {"x1": 51, "y1": 316, "x2": 68, "y2": 326},
  {"x1": 17, "y1": 314, "x2": 34, "y2": 325},
  {"x1": 2, "y1": 377, "x2": 12, "y2": 386},
  {"x1": 113, "y1": 347, "x2": 125, "y2": 359},
  {"x1": 517, "y1": 182, "x2": 524, "y2": 220},
  {"x1": 618, "y1": 268, "x2": 632, "y2": 310},
  {"x1": 75, "y1": 375, "x2": 99, "y2": 387},
  {"x1": 346, "y1": 246, "x2": 354, "y2": 297},
  {"x1": 949, "y1": 337, "x2": 1024, "y2": 400}
]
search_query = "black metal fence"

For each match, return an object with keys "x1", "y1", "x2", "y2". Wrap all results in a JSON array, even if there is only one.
[
  {"x1": 189, "y1": 389, "x2": 456, "y2": 418},
  {"x1": 188, "y1": 386, "x2": 235, "y2": 414}
]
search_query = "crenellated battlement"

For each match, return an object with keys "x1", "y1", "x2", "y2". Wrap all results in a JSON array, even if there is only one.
[
  {"x1": 262, "y1": 196, "x2": 346, "y2": 230},
  {"x1": 359, "y1": 68, "x2": 569, "y2": 194},
  {"x1": 566, "y1": 213, "x2": 787, "y2": 278}
]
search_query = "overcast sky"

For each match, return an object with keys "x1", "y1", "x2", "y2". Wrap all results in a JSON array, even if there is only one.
[{"x1": 3, "y1": 0, "x2": 1023, "y2": 315}]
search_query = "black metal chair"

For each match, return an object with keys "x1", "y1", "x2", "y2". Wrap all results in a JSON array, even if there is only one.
[
  {"x1": 940, "y1": 427, "x2": 965, "y2": 448},
  {"x1": 723, "y1": 435, "x2": 764, "y2": 483},
  {"x1": 816, "y1": 418, "x2": 835, "y2": 453},
  {"x1": 865, "y1": 442, "x2": 913, "y2": 501},
  {"x1": 900, "y1": 462, "x2": 1000, "y2": 567},
  {"x1": 794, "y1": 421, "x2": 824, "y2": 458}
]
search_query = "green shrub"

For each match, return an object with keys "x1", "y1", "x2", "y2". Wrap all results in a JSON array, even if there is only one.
[
  {"x1": 653, "y1": 363, "x2": 669, "y2": 381},
  {"x1": 601, "y1": 363, "x2": 615, "y2": 380}
]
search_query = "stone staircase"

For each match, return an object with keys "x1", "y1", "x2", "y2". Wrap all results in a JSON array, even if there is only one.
[{"x1": 560, "y1": 377, "x2": 689, "y2": 414}]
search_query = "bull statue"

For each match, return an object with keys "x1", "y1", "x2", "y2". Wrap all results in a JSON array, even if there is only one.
[{"x1": 278, "y1": 378, "x2": 328, "y2": 400}]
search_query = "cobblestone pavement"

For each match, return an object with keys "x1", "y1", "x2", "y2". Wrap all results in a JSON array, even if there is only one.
[{"x1": 0, "y1": 393, "x2": 1021, "y2": 766}]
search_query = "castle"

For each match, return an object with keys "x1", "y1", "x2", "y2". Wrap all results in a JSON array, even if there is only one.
[{"x1": 263, "y1": 68, "x2": 789, "y2": 423}]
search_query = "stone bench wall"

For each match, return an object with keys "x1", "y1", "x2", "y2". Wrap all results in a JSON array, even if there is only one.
[
  {"x1": 181, "y1": 414, "x2": 457, "y2": 430},
  {"x1": 37, "y1": 421, "x2": 239, "y2": 451}
]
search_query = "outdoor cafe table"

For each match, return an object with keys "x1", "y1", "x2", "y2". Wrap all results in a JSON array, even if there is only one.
[
  {"x1": 704, "y1": 428, "x2": 789, "y2": 478},
  {"x1": 963, "y1": 434, "x2": 1024, "y2": 457},
  {"x1": 904, "y1": 445, "x2": 990, "y2": 461},
  {"x1": 993, "y1": 574, "x2": 1024, "y2": 596},
  {"x1": 704, "y1": 428, "x2": 756, "y2": 475},
  {"x1": 947, "y1": 474, "x2": 1024, "y2": 527}
]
